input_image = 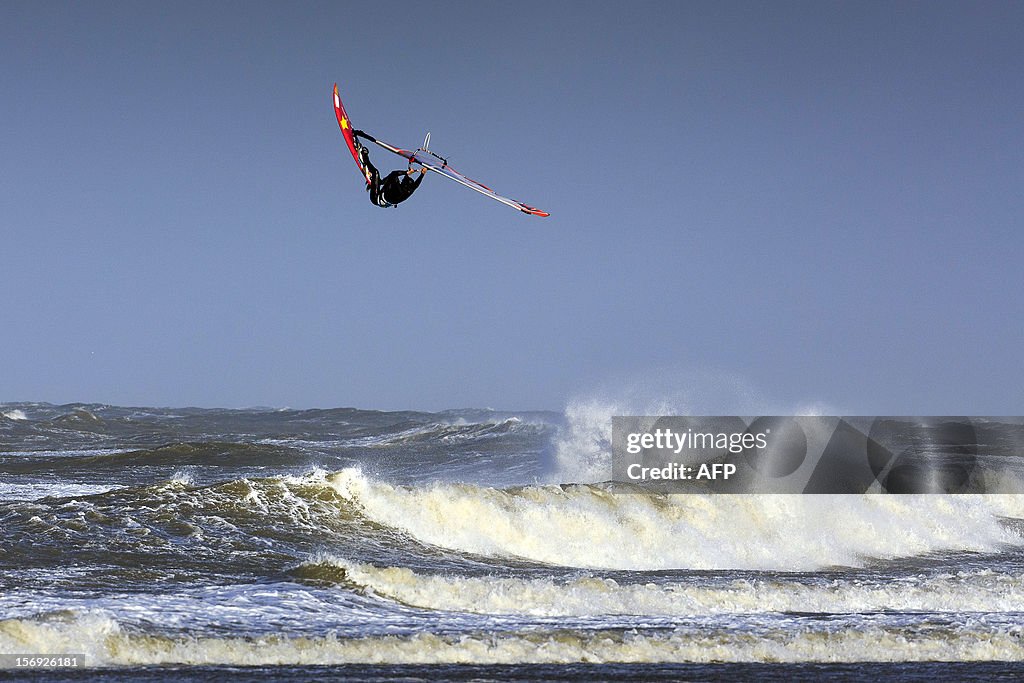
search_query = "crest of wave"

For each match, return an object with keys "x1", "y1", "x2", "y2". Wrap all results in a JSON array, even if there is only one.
[
  {"x1": 328, "y1": 468, "x2": 1024, "y2": 570},
  {"x1": 549, "y1": 368, "x2": 830, "y2": 484}
]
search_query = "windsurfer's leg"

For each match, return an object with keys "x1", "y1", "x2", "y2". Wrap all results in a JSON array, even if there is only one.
[
  {"x1": 358, "y1": 144, "x2": 373, "y2": 170},
  {"x1": 364, "y1": 163, "x2": 384, "y2": 207}
]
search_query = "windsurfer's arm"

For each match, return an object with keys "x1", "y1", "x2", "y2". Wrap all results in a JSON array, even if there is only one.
[{"x1": 401, "y1": 169, "x2": 425, "y2": 193}]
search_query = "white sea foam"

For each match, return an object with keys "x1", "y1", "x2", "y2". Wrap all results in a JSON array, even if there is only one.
[
  {"x1": 328, "y1": 468, "x2": 1024, "y2": 571},
  {"x1": 3, "y1": 612, "x2": 1024, "y2": 666},
  {"x1": 0, "y1": 482, "x2": 120, "y2": 502},
  {"x1": 313, "y1": 556, "x2": 1024, "y2": 616},
  {"x1": 1, "y1": 409, "x2": 28, "y2": 421},
  {"x1": 168, "y1": 470, "x2": 195, "y2": 486}
]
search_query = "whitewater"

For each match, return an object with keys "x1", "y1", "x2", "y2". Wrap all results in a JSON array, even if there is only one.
[{"x1": 2, "y1": 402, "x2": 1024, "y2": 681}]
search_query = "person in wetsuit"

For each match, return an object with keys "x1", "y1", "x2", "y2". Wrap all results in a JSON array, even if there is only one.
[{"x1": 354, "y1": 130, "x2": 426, "y2": 208}]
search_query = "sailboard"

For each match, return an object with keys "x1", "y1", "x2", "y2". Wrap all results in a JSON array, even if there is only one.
[{"x1": 332, "y1": 83, "x2": 549, "y2": 217}]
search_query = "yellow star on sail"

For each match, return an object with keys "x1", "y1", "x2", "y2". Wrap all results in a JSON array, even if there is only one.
[{"x1": 340, "y1": 116, "x2": 349, "y2": 130}]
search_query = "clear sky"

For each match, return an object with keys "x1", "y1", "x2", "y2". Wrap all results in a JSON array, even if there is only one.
[{"x1": 2, "y1": 1, "x2": 1022, "y2": 412}]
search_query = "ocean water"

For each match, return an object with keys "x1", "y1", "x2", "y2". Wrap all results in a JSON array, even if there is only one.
[{"x1": 2, "y1": 403, "x2": 1024, "y2": 681}]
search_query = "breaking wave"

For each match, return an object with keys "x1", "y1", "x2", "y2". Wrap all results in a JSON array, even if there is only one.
[
  {"x1": 374, "y1": 418, "x2": 540, "y2": 445},
  {"x1": 305, "y1": 556, "x2": 1024, "y2": 616},
  {"x1": 3, "y1": 612, "x2": 1024, "y2": 666},
  {"x1": 328, "y1": 468, "x2": 1024, "y2": 571}
]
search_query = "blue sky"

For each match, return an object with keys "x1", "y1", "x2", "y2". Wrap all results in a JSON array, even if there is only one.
[{"x1": 2, "y1": 1, "x2": 1022, "y2": 412}]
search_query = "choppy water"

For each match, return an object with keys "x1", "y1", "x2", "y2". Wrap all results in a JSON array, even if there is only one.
[{"x1": 2, "y1": 403, "x2": 1024, "y2": 680}]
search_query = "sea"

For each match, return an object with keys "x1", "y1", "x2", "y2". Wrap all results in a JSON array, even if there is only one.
[{"x1": 2, "y1": 402, "x2": 1024, "y2": 682}]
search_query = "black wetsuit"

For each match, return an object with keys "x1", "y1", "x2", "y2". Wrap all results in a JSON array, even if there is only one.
[
  {"x1": 379, "y1": 169, "x2": 424, "y2": 206},
  {"x1": 356, "y1": 137, "x2": 424, "y2": 208}
]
